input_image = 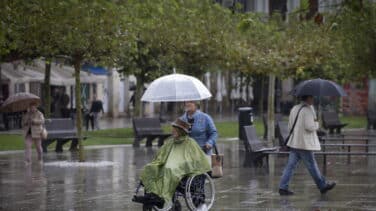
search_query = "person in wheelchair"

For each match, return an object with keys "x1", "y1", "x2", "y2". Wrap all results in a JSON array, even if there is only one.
[{"x1": 133, "y1": 118, "x2": 211, "y2": 208}]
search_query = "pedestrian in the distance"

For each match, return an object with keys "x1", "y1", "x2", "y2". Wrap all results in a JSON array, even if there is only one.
[
  {"x1": 89, "y1": 94, "x2": 104, "y2": 130},
  {"x1": 279, "y1": 95, "x2": 336, "y2": 195},
  {"x1": 22, "y1": 102, "x2": 45, "y2": 164}
]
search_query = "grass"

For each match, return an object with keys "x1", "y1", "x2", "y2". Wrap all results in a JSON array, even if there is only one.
[
  {"x1": 0, "y1": 116, "x2": 368, "y2": 151},
  {"x1": 339, "y1": 115, "x2": 366, "y2": 129}
]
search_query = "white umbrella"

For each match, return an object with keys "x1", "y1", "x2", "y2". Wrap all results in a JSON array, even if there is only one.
[{"x1": 141, "y1": 73, "x2": 212, "y2": 102}]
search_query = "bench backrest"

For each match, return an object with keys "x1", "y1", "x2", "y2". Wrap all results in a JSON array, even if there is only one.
[
  {"x1": 368, "y1": 110, "x2": 376, "y2": 122},
  {"x1": 132, "y1": 117, "x2": 164, "y2": 136},
  {"x1": 321, "y1": 111, "x2": 342, "y2": 128},
  {"x1": 243, "y1": 125, "x2": 267, "y2": 152},
  {"x1": 45, "y1": 118, "x2": 77, "y2": 139},
  {"x1": 45, "y1": 118, "x2": 76, "y2": 131},
  {"x1": 262, "y1": 113, "x2": 283, "y2": 127},
  {"x1": 276, "y1": 121, "x2": 289, "y2": 146}
]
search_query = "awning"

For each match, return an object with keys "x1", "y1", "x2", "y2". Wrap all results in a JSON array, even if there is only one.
[
  {"x1": 1, "y1": 63, "x2": 44, "y2": 84},
  {"x1": 82, "y1": 64, "x2": 108, "y2": 75},
  {"x1": 1, "y1": 60, "x2": 106, "y2": 86}
]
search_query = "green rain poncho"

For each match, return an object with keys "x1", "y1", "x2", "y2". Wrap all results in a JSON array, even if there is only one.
[{"x1": 140, "y1": 135, "x2": 211, "y2": 203}]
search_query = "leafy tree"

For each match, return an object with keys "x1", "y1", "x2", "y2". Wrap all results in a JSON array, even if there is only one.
[
  {"x1": 118, "y1": 0, "x2": 239, "y2": 116},
  {"x1": 327, "y1": 1, "x2": 376, "y2": 80},
  {"x1": 8, "y1": 1, "x2": 63, "y2": 118},
  {"x1": 237, "y1": 11, "x2": 339, "y2": 142},
  {"x1": 1, "y1": 1, "x2": 128, "y2": 161},
  {"x1": 52, "y1": 0, "x2": 127, "y2": 161}
]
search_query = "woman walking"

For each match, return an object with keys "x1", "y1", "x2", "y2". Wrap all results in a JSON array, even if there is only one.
[{"x1": 22, "y1": 102, "x2": 45, "y2": 164}]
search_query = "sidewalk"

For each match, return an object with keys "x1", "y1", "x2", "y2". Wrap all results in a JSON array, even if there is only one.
[{"x1": 1, "y1": 142, "x2": 376, "y2": 210}]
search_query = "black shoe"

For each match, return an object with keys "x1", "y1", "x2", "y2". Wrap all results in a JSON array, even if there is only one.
[
  {"x1": 148, "y1": 193, "x2": 164, "y2": 208},
  {"x1": 132, "y1": 195, "x2": 147, "y2": 204},
  {"x1": 132, "y1": 193, "x2": 164, "y2": 208},
  {"x1": 279, "y1": 189, "x2": 294, "y2": 196},
  {"x1": 320, "y1": 182, "x2": 336, "y2": 194}
]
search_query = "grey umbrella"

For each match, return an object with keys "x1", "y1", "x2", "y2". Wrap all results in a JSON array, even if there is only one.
[
  {"x1": 290, "y1": 78, "x2": 347, "y2": 121},
  {"x1": 0, "y1": 92, "x2": 41, "y2": 112},
  {"x1": 291, "y1": 78, "x2": 347, "y2": 97}
]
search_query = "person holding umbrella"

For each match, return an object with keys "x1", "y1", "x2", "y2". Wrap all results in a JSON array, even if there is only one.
[
  {"x1": 180, "y1": 101, "x2": 218, "y2": 157},
  {"x1": 279, "y1": 95, "x2": 336, "y2": 195},
  {"x1": 22, "y1": 102, "x2": 45, "y2": 164}
]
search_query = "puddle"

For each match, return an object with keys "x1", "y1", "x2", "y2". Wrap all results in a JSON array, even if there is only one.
[{"x1": 44, "y1": 161, "x2": 118, "y2": 167}]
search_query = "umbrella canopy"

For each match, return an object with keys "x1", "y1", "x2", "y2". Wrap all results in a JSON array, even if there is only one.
[
  {"x1": 141, "y1": 73, "x2": 212, "y2": 102},
  {"x1": 290, "y1": 78, "x2": 347, "y2": 97},
  {"x1": 0, "y1": 92, "x2": 41, "y2": 112}
]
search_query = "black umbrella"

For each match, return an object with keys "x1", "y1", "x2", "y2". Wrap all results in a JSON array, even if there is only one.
[{"x1": 291, "y1": 78, "x2": 347, "y2": 97}]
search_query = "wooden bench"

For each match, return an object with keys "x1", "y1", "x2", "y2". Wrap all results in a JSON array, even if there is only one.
[
  {"x1": 321, "y1": 111, "x2": 348, "y2": 134},
  {"x1": 243, "y1": 125, "x2": 376, "y2": 174},
  {"x1": 242, "y1": 125, "x2": 277, "y2": 167},
  {"x1": 266, "y1": 150, "x2": 376, "y2": 175},
  {"x1": 42, "y1": 118, "x2": 86, "y2": 153},
  {"x1": 132, "y1": 117, "x2": 171, "y2": 147},
  {"x1": 367, "y1": 110, "x2": 376, "y2": 130},
  {"x1": 276, "y1": 121, "x2": 289, "y2": 147},
  {"x1": 276, "y1": 121, "x2": 327, "y2": 146}
]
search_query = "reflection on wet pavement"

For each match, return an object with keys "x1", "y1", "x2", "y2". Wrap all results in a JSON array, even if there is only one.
[{"x1": 1, "y1": 142, "x2": 376, "y2": 210}]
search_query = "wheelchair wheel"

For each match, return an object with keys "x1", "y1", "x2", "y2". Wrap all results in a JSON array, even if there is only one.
[{"x1": 184, "y1": 173, "x2": 215, "y2": 211}]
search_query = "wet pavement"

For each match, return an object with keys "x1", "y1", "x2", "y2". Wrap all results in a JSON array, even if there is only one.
[{"x1": 1, "y1": 141, "x2": 376, "y2": 210}]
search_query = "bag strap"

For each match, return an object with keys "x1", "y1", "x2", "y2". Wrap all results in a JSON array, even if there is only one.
[
  {"x1": 213, "y1": 144, "x2": 219, "y2": 155},
  {"x1": 284, "y1": 104, "x2": 307, "y2": 145}
]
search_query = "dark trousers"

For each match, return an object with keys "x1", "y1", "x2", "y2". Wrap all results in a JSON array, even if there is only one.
[{"x1": 85, "y1": 113, "x2": 94, "y2": 130}]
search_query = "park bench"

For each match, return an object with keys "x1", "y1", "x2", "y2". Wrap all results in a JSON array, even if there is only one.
[
  {"x1": 42, "y1": 118, "x2": 86, "y2": 153},
  {"x1": 262, "y1": 113, "x2": 283, "y2": 139},
  {"x1": 321, "y1": 111, "x2": 348, "y2": 134},
  {"x1": 367, "y1": 110, "x2": 376, "y2": 130},
  {"x1": 243, "y1": 125, "x2": 376, "y2": 174},
  {"x1": 132, "y1": 117, "x2": 171, "y2": 147},
  {"x1": 276, "y1": 121, "x2": 326, "y2": 146},
  {"x1": 0, "y1": 113, "x2": 5, "y2": 130},
  {"x1": 242, "y1": 125, "x2": 277, "y2": 167},
  {"x1": 276, "y1": 121, "x2": 289, "y2": 147}
]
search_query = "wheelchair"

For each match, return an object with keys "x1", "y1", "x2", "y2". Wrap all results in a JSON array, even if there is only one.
[{"x1": 133, "y1": 173, "x2": 215, "y2": 211}]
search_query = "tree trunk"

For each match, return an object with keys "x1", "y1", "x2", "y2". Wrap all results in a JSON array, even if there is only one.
[
  {"x1": 74, "y1": 58, "x2": 84, "y2": 162},
  {"x1": 259, "y1": 76, "x2": 265, "y2": 115},
  {"x1": 267, "y1": 73, "x2": 276, "y2": 143},
  {"x1": 0, "y1": 66, "x2": 2, "y2": 100},
  {"x1": 134, "y1": 77, "x2": 144, "y2": 117},
  {"x1": 44, "y1": 59, "x2": 52, "y2": 118}
]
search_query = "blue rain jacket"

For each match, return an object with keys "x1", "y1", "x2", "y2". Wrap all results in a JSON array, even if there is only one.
[{"x1": 181, "y1": 110, "x2": 218, "y2": 154}]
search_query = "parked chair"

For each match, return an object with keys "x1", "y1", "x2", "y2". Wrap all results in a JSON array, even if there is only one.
[{"x1": 321, "y1": 111, "x2": 348, "y2": 134}]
